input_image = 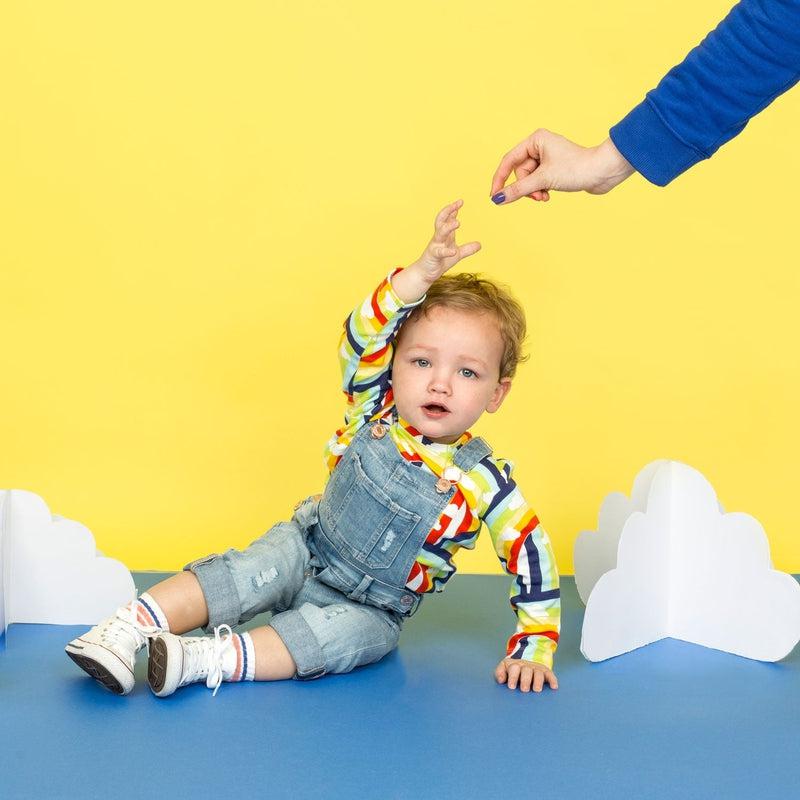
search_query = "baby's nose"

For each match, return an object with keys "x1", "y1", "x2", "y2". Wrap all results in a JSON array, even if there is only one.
[{"x1": 428, "y1": 373, "x2": 452, "y2": 393}]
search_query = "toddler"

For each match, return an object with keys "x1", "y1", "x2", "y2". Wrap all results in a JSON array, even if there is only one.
[{"x1": 66, "y1": 200, "x2": 560, "y2": 697}]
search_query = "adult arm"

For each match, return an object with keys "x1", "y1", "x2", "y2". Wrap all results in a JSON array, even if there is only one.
[
  {"x1": 490, "y1": 0, "x2": 800, "y2": 202},
  {"x1": 611, "y1": 0, "x2": 800, "y2": 185}
]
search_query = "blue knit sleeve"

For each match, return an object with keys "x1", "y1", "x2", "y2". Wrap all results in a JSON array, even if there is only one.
[{"x1": 610, "y1": 0, "x2": 800, "y2": 186}]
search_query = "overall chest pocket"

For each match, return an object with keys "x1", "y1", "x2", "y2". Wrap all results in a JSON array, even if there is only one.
[{"x1": 328, "y1": 451, "x2": 422, "y2": 570}]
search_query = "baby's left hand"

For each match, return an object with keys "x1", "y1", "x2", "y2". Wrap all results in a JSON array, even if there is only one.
[
  {"x1": 495, "y1": 657, "x2": 558, "y2": 693},
  {"x1": 392, "y1": 200, "x2": 481, "y2": 305},
  {"x1": 415, "y1": 199, "x2": 481, "y2": 284}
]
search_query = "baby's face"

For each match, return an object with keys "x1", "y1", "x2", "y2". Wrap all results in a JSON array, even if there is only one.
[{"x1": 392, "y1": 306, "x2": 511, "y2": 444}]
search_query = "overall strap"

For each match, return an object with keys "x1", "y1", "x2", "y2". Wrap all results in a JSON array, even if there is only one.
[{"x1": 453, "y1": 436, "x2": 492, "y2": 471}]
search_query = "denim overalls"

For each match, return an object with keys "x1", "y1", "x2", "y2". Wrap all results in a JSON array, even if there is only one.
[{"x1": 186, "y1": 419, "x2": 492, "y2": 679}]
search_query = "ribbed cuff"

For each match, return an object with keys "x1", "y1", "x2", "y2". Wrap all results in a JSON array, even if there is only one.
[{"x1": 610, "y1": 98, "x2": 706, "y2": 187}]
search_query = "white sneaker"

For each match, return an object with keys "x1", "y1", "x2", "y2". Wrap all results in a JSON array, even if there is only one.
[
  {"x1": 148, "y1": 625, "x2": 236, "y2": 698},
  {"x1": 65, "y1": 604, "x2": 161, "y2": 695}
]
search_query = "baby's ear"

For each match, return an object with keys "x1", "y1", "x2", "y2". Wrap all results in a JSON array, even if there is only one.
[{"x1": 486, "y1": 377, "x2": 512, "y2": 413}]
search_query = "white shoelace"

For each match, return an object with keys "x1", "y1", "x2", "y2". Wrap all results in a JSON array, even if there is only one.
[
  {"x1": 179, "y1": 624, "x2": 235, "y2": 697},
  {"x1": 100, "y1": 602, "x2": 161, "y2": 655}
]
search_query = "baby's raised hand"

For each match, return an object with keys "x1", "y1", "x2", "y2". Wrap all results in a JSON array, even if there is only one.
[
  {"x1": 417, "y1": 200, "x2": 481, "y2": 283},
  {"x1": 495, "y1": 657, "x2": 558, "y2": 694},
  {"x1": 416, "y1": 199, "x2": 481, "y2": 283},
  {"x1": 392, "y1": 200, "x2": 482, "y2": 305}
]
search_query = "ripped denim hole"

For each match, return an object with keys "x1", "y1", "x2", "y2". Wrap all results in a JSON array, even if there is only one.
[
  {"x1": 379, "y1": 529, "x2": 396, "y2": 553},
  {"x1": 251, "y1": 566, "x2": 279, "y2": 590}
]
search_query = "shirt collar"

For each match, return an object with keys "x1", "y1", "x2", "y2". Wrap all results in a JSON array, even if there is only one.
[{"x1": 393, "y1": 414, "x2": 472, "y2": 451}]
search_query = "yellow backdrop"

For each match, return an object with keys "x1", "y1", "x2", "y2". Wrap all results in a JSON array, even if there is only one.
[{"x1": 2, "y1": 2, "x2": 798, "y2": 574}]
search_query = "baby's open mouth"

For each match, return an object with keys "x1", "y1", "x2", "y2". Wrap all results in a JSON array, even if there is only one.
[{"x1": 422, "y1": 403, "x2": 450, "y2": 417}]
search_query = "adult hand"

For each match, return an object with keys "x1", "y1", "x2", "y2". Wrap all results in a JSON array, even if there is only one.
[
  {"x1": 495, "y1": 656, "x2": 558, "y2": 693},
  {"x1": 490, "y1": 130, "x2": 635, "y2": 205}
]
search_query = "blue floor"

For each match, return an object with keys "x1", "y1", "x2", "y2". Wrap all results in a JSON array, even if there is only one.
[{"x1": 1, "y1": 575, "x2": 798, "y2": 799}]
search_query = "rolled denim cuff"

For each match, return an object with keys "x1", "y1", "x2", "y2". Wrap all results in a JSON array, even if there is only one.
[
  {"x1": 183, "y1": 553, "x2": 242, "y2": 631},
  {"x1": 270, "y1": 609, "x2": 326, "y2": 681}
]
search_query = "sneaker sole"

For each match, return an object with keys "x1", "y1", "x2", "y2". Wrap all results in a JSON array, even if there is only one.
[
  {"x1": 148, "y1": 635, "x2": 182, "y2": 697},
  {"x1": 65, "y1": 647, "x2": 127, "y2": 695},
  {"x1": 147, "y1": 636, "x2": 168, "y2": 694}
]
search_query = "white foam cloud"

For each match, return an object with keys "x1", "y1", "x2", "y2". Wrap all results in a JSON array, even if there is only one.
[
  {"x1": 578, "y1": 462, "x2": 800, "y2": 662},
  {"x1": 1, "y1": 489, "x2": 135, "y2": 631},
  {"x1": 573, "y1": 459, "x2": 667, "y2": 604}
]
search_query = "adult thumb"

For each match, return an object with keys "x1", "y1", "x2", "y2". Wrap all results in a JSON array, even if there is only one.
[{"x1": 492, "y1": 169, "x2": 551, "y2": 205}]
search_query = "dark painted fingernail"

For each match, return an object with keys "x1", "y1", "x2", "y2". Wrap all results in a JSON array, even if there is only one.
[{"x1": 491, "y1": 192, "x2": 505, "y2": 205}]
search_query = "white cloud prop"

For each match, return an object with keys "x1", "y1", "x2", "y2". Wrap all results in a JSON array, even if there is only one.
[
  {"x1": 0, "y1": 489, "x2": 135, "y2": 634},
  {"x1": 577, "y1": 462, "x2": 800, "y2": 662},
  {"x1": 573, "y1": 459, "x2": 667, "y2": 604}
]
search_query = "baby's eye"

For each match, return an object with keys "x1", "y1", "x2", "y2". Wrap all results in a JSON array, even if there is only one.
[
  {"x1": 413, "y1": 358, "x2": 430, "y2": 368},
  {"x1": 460, "y1": 368, "x2": 478, "y2": 379}
]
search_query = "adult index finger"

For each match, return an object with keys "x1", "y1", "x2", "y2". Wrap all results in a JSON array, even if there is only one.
[{"x1": 490, "y1": 140, "x2": 530, "y2": 196}]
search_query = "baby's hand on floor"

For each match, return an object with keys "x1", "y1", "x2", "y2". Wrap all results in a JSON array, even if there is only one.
[{"x1": 495, "y1": 657, "x2": 558, "y2": 693}]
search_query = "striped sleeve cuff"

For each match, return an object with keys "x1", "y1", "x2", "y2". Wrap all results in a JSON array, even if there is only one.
[
  {"x1": 506, "y1": 632, "x2": 558, "y2": 669},
  {"x1": 385, "y1": 267, "x2": 426, "y2": 312}
]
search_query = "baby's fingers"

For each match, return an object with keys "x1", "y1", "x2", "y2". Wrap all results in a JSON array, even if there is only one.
[
  {"x1": 432, "y1": 245, "x2": 458, "y2": 260},
  {"x1": 434, "y1": 199, "x2": 463, "y2": 229},
  {"x1": 519, "y1": 667, "x2": 534, "y2": 693},
  {"x1": 456, "y1": 241, "x2": 481, "y2": 261},
  {"x1": 534, "y1": 667, "x2": 558, "y2": 692},
  {"x1": 432, "y1": 241, "x2": 480, "y2": 265},
  {"x1": 434, "y1": 217, "x2": 460, "y2": 243},
  {"x1": 505, "y1": 661, "x2": 522, "y2": 690}
]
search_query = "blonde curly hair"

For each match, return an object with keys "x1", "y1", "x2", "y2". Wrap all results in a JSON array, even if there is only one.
[{"x1": 403, "y1": 273, "x2": 528, "y2": 379}]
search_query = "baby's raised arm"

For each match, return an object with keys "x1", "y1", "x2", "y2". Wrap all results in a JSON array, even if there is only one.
[{"x1": 392, "y1": 200, "x2": 481, "y2": 305}]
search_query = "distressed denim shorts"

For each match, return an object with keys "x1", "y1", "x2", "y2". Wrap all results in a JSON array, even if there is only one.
[{"x1": 183, "y1": 500, "x2": 403, "y2": 681}]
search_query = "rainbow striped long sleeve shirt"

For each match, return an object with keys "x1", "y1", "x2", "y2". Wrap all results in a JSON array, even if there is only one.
[{"x1": 324, "y1": 269, "x2": 560, "y2": 668}]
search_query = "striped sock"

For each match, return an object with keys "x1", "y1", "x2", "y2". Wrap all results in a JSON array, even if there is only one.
[
  {"x1": 226, "y1": 631, "x2": 256, "y2": 682},
  {"x1": 135, "y1": 592, "x2": 170, "y2": 632}
]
